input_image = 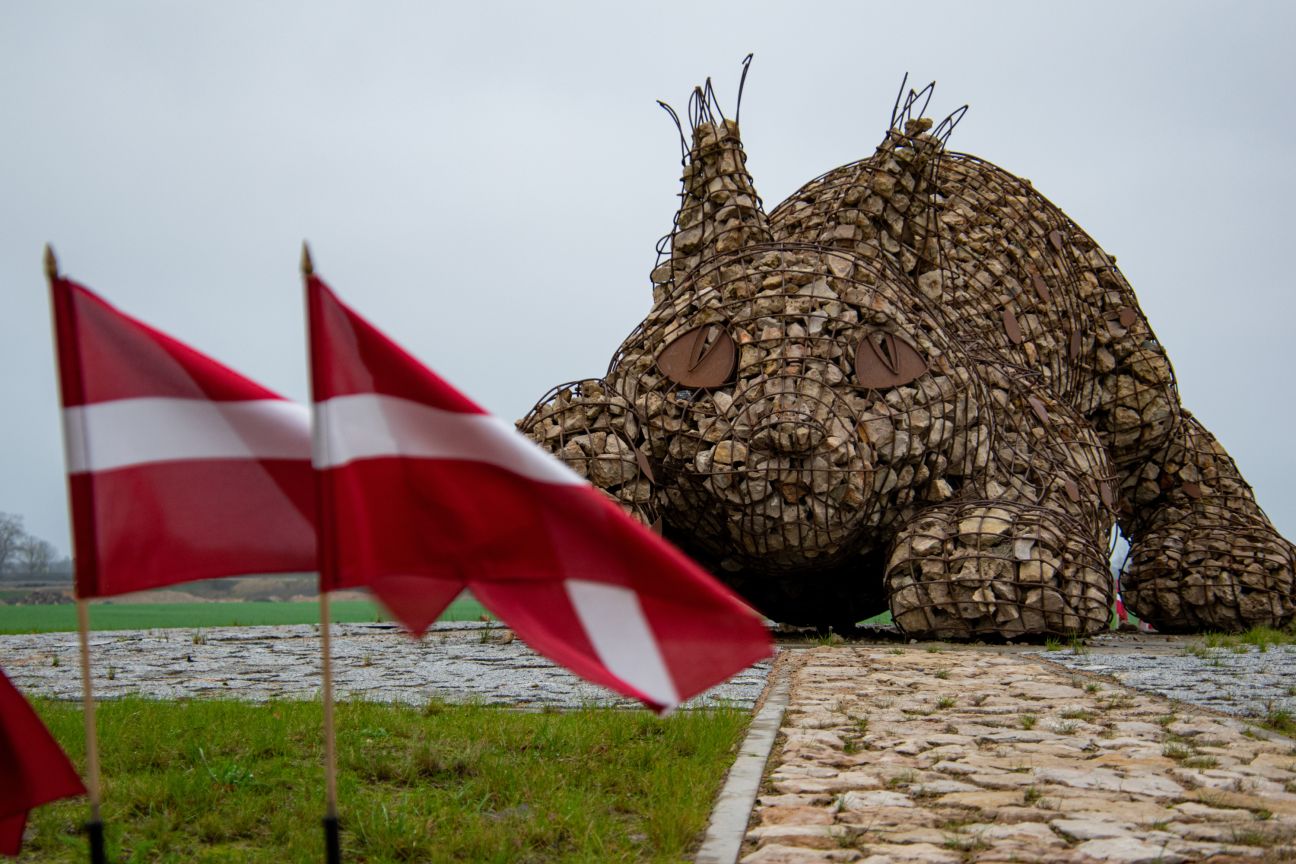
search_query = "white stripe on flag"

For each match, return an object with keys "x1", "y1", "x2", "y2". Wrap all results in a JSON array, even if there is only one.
[
  {"x1": 63, "y1": 398, "x2": 310, "y2": 473},
  {"x1": 313, "y1": 394, "x2": 584, "y2": 486},
  {"x1": 564, "y1": 579, "x2": 680, "y2": 708}
]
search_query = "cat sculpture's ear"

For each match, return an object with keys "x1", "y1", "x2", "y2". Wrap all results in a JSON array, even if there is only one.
[
  {"x1": 884, "y1": 76, "x2": 966, "y2": 198},
  {"x1": 650, "y1": 56, "x2": 772, "y2": 304},
  {"x1": 811, "y1": 77, "x2": 968, "y2": 276}
]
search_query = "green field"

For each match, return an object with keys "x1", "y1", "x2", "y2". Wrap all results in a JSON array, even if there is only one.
[
  {"x1": 22, "y1": 698, "x2": 747, "y2": 862},
  {"x1": 1, "y1": 600, "x2": 1138, "y2": 637},
  {"x1": 0, "y1": 597, "x2": 490, "y2": 635}
]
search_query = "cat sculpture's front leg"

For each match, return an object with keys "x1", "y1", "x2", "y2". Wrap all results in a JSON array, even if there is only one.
[{"x1": 517, "y1": 378, "x2": 659, "y2": 527}]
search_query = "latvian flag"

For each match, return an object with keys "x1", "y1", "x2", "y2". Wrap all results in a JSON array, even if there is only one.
[
  {"x1": 307, "y1": 274, "x2": 771, "y2": 712},
  {"x1": 0, "y1": 668, "x2": 85, "y2": 857},
  {"x1": 50, "y1": 275, "x2": 316, "y2": 597}
]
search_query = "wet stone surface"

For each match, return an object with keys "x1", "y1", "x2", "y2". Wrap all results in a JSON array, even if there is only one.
[
  {"x1": 0, "y1": 622, "x2": 771, "y2": 709},
  {"x1": 1029, "y1": 634, "x2": 1296, "y2": 720}
]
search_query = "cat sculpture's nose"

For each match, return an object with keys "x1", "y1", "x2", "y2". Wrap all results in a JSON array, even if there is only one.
[{"x1": 750, "y1": 411, "x2": 827, "y2": 456}]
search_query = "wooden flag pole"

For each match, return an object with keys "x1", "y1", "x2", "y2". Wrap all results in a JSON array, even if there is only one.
[
  {"x1": 320, "y1": 591, "x2": 341, "y2": 864},
  {"x1": 47, "y1": 246, "x2": 108, "y2": 864},
  {"x1": 76, "y1": 600, "x2": 107, "y2": 864},
  {"x1": 304, "y1": 243, "x2": 342, "y2": 864}
]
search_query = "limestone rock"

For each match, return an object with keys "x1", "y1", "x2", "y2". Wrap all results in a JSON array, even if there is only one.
[{"x1": 518, "y1": 73, "x2": 1295, "y2": 636}]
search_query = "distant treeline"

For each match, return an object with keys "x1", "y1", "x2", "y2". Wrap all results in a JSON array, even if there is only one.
[{"x1": 0, "y1": 512, "x2": 72, "y2": 582}]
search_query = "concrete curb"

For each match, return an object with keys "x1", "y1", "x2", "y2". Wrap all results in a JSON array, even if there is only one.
[{"x1": 694, "y1": 658, "x2": 791, "y2": 864}]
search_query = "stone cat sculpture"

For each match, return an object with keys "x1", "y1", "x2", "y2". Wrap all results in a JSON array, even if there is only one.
[{"x1": 519, "y1": 71, "x2": 1295, "y2": 638}]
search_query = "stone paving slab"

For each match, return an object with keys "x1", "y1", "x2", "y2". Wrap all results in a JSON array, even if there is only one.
[
  {"x1": 743, "y1": 646, "x2": 1296, "y2": 863},
  {"x1": 0, "y1": 622, "x2": 771, "y2": 709}
]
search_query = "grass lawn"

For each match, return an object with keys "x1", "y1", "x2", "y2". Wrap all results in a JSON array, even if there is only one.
[
  {"x1": 22, "y1": 698, "x2": 748, "y2": 863},
  {"x1": 0, "y1": 597, "x2": 490, "y2": 635}
]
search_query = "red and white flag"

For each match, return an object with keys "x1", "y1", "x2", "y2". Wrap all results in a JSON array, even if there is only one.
[
  {"x1": 50, "y1": 276, "x2": 316, "y2": 597},
  {"x1": 307, "y1": 274, "x2": 771, "y2": 712},
  {"x1": 0, "y1": 668, "x2": 85, "y2": 857}
]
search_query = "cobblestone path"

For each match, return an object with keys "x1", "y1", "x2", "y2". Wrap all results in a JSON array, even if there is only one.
[{"x1": 744, "y1": 646, "x2": 1296, "y2": 863}]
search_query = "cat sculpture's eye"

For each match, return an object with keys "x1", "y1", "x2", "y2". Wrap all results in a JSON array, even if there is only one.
[
  {"x1": 655, "y1": 324, "x2": 736, "y2": 389},
  {"x1": 854, "y1": 332, "x2": 927, "y2": 390}
]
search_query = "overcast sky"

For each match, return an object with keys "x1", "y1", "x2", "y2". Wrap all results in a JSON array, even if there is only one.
[{"x1": 2, "y1": 1, "x2": 1294, "y2": 555}]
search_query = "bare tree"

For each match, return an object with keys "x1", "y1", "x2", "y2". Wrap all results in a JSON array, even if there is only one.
[
  {"x1": 0, "y1": 513, "x2": 24, "y2": 576},
  {"x1": 17, "y1": 537, "x2": 56, "y2": 578}
]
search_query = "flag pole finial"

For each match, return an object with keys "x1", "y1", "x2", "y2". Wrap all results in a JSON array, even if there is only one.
[
  {"x1": 43, "y1": 244, "x2": 59, "y2": 282},
  {"x1": 301, "y1": 242, "x2": 315, "y2": 278}
]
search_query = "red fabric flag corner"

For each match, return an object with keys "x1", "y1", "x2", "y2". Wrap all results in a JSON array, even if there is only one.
[
  {"x1": 306, "y1": 274, "x2": 771, "y2": 712},
  {"x1": 49, "y1": 277, "x2": 317, "y2": 597},
  {"x1": 0, "y1": 669, "x2": 85, "y2": 857}
]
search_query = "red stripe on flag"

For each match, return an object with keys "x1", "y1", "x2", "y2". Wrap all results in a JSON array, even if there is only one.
[
  {"x1": 51, "y1": 278, "x2": 280, "y2": 406},
  {"x1": 0, "y1": 815, "x2": 23, "y2": 858},
  {"x1": 69, "y1": 461, "x2": 316, "y2": 597},
  {"x1": 307, "y1": 275, "x2": 481, "y2": 412},
  {"x1": 50, "y1": 276, "x2": 317, "y2": 598},
  {"x1": 0, "y1": 669, "x2": 85, "y2": 856}
]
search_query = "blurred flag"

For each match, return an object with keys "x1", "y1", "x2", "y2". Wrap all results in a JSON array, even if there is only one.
[
  {"x1": 0, "y1": 668, "x2": 85, "y2": 856},
  {"x1": 306, "y1": 273, "x2": 771, "y2": 712},
  {"x1": 50, "y1": 276, "x2": 316, "y2": 597}
]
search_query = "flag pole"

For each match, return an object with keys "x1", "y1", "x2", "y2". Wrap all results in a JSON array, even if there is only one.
[
  {"x1": 47, "y1": 246, "x2": 108, "y2": 864},
  {"x1": 75, "y1": 600, "x2": 106, "y2": 864},
  {"x1": 319, "y1": 590, "x2": 341, "y2": 864},
  {"x1": 304, "y1": 243, "x2": 342, "y2": 864}
]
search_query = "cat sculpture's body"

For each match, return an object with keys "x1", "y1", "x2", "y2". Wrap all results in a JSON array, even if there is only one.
[{"x1": 520, "y1": 78, "x2": 1295, "y2": 637}]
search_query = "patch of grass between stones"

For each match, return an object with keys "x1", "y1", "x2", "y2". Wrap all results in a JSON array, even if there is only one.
[
  {"x1": 1259, "y1": 703, "x2": 1296, "y2": 736},
  {"x1": 1201, "y1": 624, "x2": 1296, "y2": 652},
  {"x1": 25, "y1": 697, "x2": 748, "y2": 862}
]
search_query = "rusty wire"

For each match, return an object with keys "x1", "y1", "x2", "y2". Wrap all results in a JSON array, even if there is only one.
[
  {"x1": 611, "y1": 246, "x2": 984, "y2": 579},
  {"x1": 520, "y1": 72, "x2": 1294, "y2": 637},
  {"x1": 887, "y1": 499, "x2": 1113, "y2": 639},
  {"x1": 1119, "y1": 413, "x2": 1296, "y2": 631},
  {"x1": 517, "y1": 379, "x2": 658, "y2": 527}
]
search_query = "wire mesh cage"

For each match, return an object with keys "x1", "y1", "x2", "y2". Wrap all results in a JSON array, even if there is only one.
[
  {"x1": 768, "y1": 98, "x2": 1184, "y2": 478},
  {"x1": 882, "y1": 362, "x2": 1118, "y2": 638},
  {"x1": 516, "y1": 67, "x2": 1294, "y2": 636},
  {"x1": 517, "y1": 379, "x2": 658, "y2": 527},
  {"x1": 609, "y1": 244, "x2": 985, "y2": 580},
  {"x1": 886, "y1": 500, "x2": 1113, "y2": 639},
  {"x1": 1120, "y1": 412, "x2": 1296, "y2": 631}
]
